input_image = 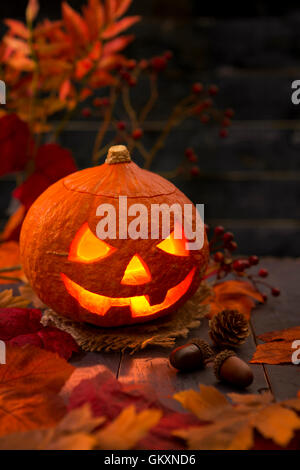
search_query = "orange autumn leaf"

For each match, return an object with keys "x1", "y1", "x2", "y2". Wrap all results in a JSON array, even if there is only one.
[
  {"x1": 115, "y1": 0, "x2": 133, "y2": 18},
  {"x1": 0, "y1": 344, "x2": 74, "y2": 437},
  {"x1": 62, "y1": 2, "x2": 89, "y2": 46},
  {"x1": 102, "y1": 16, "x2": 140, "y2": 39},
  {"x1": 26, "y1": 0, "x2": 39, "y2": 24},
  {"x1": 173, "y1": 385, "x2": 300, "y2": 450},
  {"x1": 251, "y1": 326, "x2": 300, "y2": 365},
  {"x1": 0, "y1": 241, "x2": 24, "y2": 284},
  {"x1": 204, "y1": 280, "x2": 264, "y2": 320}
]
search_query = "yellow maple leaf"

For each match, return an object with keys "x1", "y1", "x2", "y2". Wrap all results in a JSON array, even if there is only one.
[
  {"x1": 173, "y1": 386, "x2": 300, "y2": 450},
  {"x1": 96, "y1": 406, "x2": 162, "y2": 450}
]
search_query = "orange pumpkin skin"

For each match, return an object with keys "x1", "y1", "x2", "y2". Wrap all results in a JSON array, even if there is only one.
[{"x1": 20, "y1": 147, "x2": 209, "y2": 327}]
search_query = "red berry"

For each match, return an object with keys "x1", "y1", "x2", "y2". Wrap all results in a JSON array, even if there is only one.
[
  {"x1": 262, "y1": 293, "x2": 268, "y2": 302},
  {"x1": 164, "y1": 50, "x2": 173, "y2": 60},
  {"x1": 117, "y1": 121, "x2": 126, "y2": 131},
  {"x1": 132, "y1": 128, "x2": 143, "y2": 140},
  {"x1": 120, "y1": 69, "x2": 130, "y2": 80},
  {"x1": 192, "y1": 82, "x2": 204, "y2": 94},
  {"x1": 233, "y1": 259, "x2": 246, "y2": 272},
  {"x1": 219, "y1": 129, "x2": 228, "y2": 138},
  {"x1": 203, "y1": 98, "x2": 213, "y2": 108},
  {"x1": 214, "y1": 225, "x2": 225, "y2": 236},
  {"x1": 200, "y1": 113, "x2": 210, "y2": 123},
  {"x1": 127, "y1": 59, "x2": 137, "y2": 70},
  {"x1": 208, "y1": 84, "x2": 219, "y2": 96},
  {"x1": 139, "y1": 59, "x2": 148, "y2": 70},
  {"x1": 185, "y1": 147, "x2": 194, "y2": 158},
  {"x1": 190, "y1": 166, "x2": 200, "y2": 177},
  {"x1": 249, "y1": 255, "x2": 259, "y2": 266},
  {"x1": 188, "y1": 154, "x2": 197, "y2": 163},
  {"x1": 82, "y1": 107, "x2": 91, "y2": 118},
  {"x1": 214, "y1": 251, "x2": 224, "y2": 263},
  {"x1": 258, "y1": 268, "x2": 268, "y2": 278},
  {"x1": 271, "y1": 287, "x2": 280, "y2": 297},
  {"x1": 227, "y1": 241, "x2": 238, "y2": 251},
  {"x1": 223, "y1": 232, "x2": 234, "y2": 243},
  {"x1": 101, "y1": 97, "x2": 110, "y2": 107},
  {"x1": 151, "y1": 56, "x2": 167, "y2": 72},
  {"x1": 192, "y1": 104, "x2": 205, "y2": 115},
  {"x1": 222, "y1": 117, "x2": 231, "y2": 127},
  {"x1": 128, "y1": 77, "x2": 137, "y2": 87},
  {"x1": 225, "y1": 108, "x2": 234, "y2": 118},
  {"x1": 93, "y1": 97, "x2": 102, "y2": 107}
]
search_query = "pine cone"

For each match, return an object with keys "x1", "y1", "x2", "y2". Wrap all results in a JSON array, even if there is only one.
[{"x1": 209, "y1": 309, "x2": 250, "y2": 348}]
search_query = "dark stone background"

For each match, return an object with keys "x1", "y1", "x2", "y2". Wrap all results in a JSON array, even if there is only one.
[{"x1": 1, "y1": 0, "x2": 300, "y2": 255}]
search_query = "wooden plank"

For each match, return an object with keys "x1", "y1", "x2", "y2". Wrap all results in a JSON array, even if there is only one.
[
  {"x1": 250, "y1": 258, "x2": 300, "y2": 401},
  {"x1": 118, "y1": 317, "x2": 269, "y2": 411}
]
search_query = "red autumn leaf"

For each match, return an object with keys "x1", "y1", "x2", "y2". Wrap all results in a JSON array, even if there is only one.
[
  {"x1": 62, "y1": 2, "x2": 89, "y2": 46},
  {"x1": 9, "y1": 327, "x2": 78, "y2": 360},
  {"x1": 0, "y1": 344, "x2": 73, "y2": 437},
  {"x1": 82, "y1": 0, "x2": 105, "y2": 40},
  {"x1": 102, "y1": 16, "x2": 140, "y2": 39},
  {"x1": 203, "y1": 280, "x2": 264, "y2": 320},
  {"x1": 13, "y1": 143, "x2": 77, "y2": 209},
  {"x1": 0, "y1": 308, "x2": 78, "y2": 359},
  {"x1": 102, "y1": 35, "x2": 134, "y2": 56},
  {"x1": 4, "y1": 19, "x2": 29, "y2": 39},
  {"x1": 59, "y1": 79, "x2": 71, "y2": 100},
  {"x1": 0, "y1": 114, "x2": 33, "y2": 177},
  {"x1": 115, "y1": 0, "x2": 133, "y2": 18},
  {"x1": 251, "y1": 326, "x2": 300, "y2": 365},
  {"x1": 105, "y1": 0, "x2": 117, "y2": 21},
  {"x1": 68, "y1": 371, "x2": 198, "y2": 450},
  {"x1": 0, "y1": 308, "x2": 41, "y2": 340}
]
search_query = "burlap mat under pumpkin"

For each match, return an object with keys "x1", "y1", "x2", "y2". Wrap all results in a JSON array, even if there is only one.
[{"x1": 41, "y1": 282, "x2": 212, "y2": 354}]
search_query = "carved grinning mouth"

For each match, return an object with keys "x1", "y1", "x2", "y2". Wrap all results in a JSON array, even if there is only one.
[{"x1": 61, "y1": 267, "x2": 195, "y2": 318}]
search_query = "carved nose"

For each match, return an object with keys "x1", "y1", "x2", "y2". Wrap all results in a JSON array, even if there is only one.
[{"x1": 121, "y1": 254, "x2": 152, "y2": 285}]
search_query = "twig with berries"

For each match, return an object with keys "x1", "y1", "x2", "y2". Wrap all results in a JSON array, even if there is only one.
[
  {"x1": 86, "y1": 50, "x2": 233, "y2": 177},
  {"x1": 206, "y1": 225, "x2": 280, "y2": 300}
]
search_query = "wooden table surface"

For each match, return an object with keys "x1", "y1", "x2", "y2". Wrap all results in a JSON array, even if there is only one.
[{"x1": 3, "y1": 258, "x2": 300, "y2": 407}]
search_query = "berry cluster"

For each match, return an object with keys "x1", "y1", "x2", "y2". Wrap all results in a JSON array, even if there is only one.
[
  {"x1": 80, "y1": 49, "x2": 233, "y2": 172},
  {"x1": 208, "y1": 225, "x2": 280, "y2": 300}
]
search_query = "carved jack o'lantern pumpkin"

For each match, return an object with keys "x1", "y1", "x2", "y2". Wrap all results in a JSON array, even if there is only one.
[{"x1": 20, "y1": 145, "x2": 209, "y2": 327}]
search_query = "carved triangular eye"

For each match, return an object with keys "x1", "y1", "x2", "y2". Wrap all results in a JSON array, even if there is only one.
[
  {"x1": 69, "y1": 223, "x2": 116, "y2": 263},
  {"x1": 156, "y1": 226, "x2": 189, "y2": 257}
]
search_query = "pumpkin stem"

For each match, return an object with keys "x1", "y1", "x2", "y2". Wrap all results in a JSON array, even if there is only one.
[{"x1": 105, "y1": 145, "x2": 131, "y2": 164}]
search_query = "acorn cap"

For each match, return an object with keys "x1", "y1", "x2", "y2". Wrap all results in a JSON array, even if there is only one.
[
  {"x1": 189, "y1": 338, "x2": 214, "y2": 361},
  {"x1": 213, "y1": 349, "x2": 236, "y2": 380},
  {"x1": 105, "y1": 145, "x2": 131, "y2": 164}
]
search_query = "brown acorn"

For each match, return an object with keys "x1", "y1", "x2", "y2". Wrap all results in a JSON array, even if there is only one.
[
  {"x1": 169, "y1": 339, "x2": 213, "y2": 372},
  {"x1": 214, "y1": 350, "x2": 254, "y2": 388},
  {"x1": 209, "y1": 309, "x2": 250, "y2": 348}
]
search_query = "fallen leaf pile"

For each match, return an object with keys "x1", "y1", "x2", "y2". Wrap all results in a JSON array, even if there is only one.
[
  {"x1": 0, "y1": 344, "x2": 74, "y2": 437},
  {"x1": 203, "y1": 280, "x2": 264, "y2": 320},
  {"x1": 251, "y1": 326, "x2": 300, "y2": 365},
  {"x1": 0, "y1": 307, "x2": 78, "y2": 359},
  {"x1": 68, "y1": 370, "x2": 199, "y2": 450},
  {"x1": 173, "y1": 385, "x2": 300, "y2": 450}
]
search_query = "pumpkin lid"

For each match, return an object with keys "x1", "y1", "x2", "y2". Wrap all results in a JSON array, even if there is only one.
[{"x1": 63, "y1": 145, "x2": 177, "y2": 198}]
